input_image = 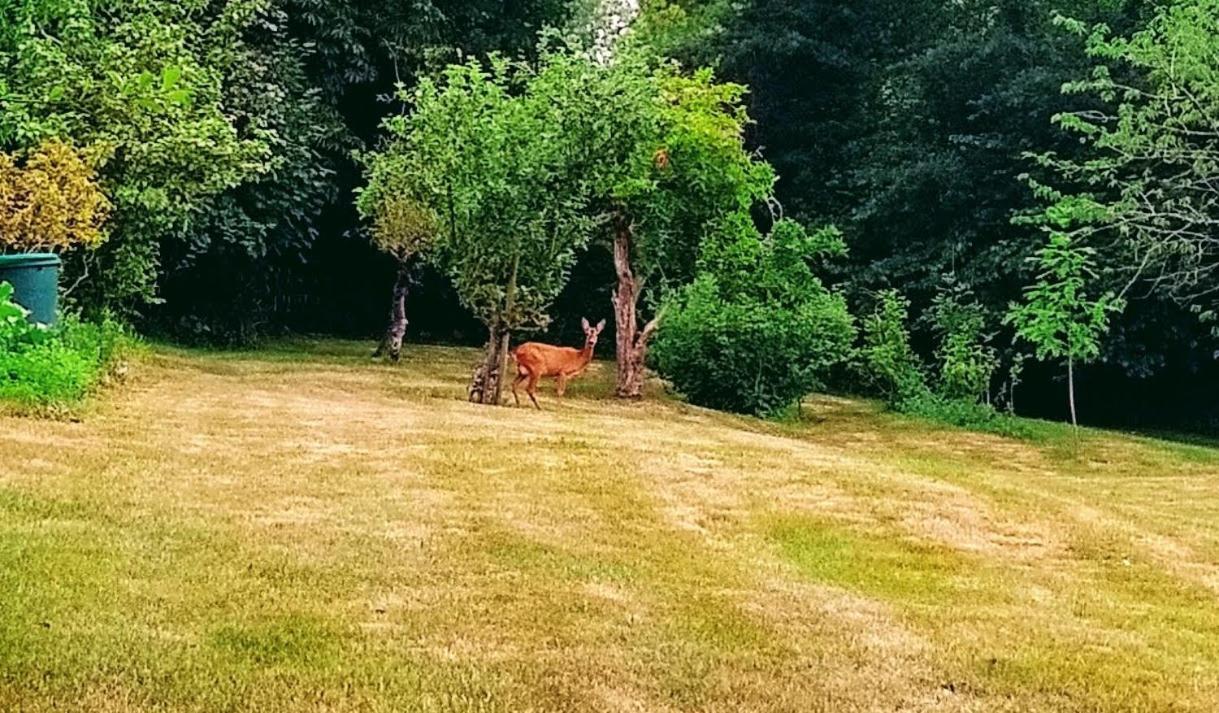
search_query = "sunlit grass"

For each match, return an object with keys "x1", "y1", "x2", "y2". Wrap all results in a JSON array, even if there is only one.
[{"x1": 2, "y1": 340, "x2": 1218, "y2": 711}]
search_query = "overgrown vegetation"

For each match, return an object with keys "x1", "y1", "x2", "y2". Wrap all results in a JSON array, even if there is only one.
[
  {"x1": 859, "y1": 287, "x2": 1039, "y2": 438},
  {"x1": 0, "y1": 283, "x2": 130, "y2": 413},
  {"x1": 667, "y1": 0, "x2": 1217, "y2": 429}
]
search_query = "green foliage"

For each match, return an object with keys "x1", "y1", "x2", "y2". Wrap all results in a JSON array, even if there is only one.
[
  {"x1": 0, "y1": 139, "x2": 110, "y2": 252},
  {"x1": 896, "y1": 391, "x2": 1043, "y2": 440},
  {"x1": 670, "y1": 0, "x2": 1219, "y2": 427},
  {"x1": 651, "y1": 218, "x2": 855, "y2": 416},
  {"x1": 1036, "y1": 0, "x2": 1219, "y2": 324},
  {"x1": 0, "y1": 0, "x2": 269, "y2": 310},
  {"x1": 928, "y1": 287, "x2": 998, "y2": 403},
  {"x1": 859, "y1": 286, "x2": 1041, "y2": 437},
  {"x1": 0, "y1": 0, "x2": 569, "y2": 338},
  {"x1": 616, "y1": 63, "x2": 776, "y2": 305},
  {"x1": 154, "y1": 0, "x2": 348, "y2": 343},
  {"x1": 0, "y1": 281, "x2": 131, "y2": 411},
  {"x1": 1005, "y1": 233, "x2": 1124, "y2": 366},
  {"x1": 0, "y1": 281, "x2": 51, "y2": 350},
  {"x1": 367, "y1": 197, "x2": 438, "y2": 264},
  {"x1": 860, "y1": 290, "x2": 930, "y2": 408},
  {"x1": 1006, "y1": 231, "x2": 1124, "y2": 428},
  {"x1": 361, "y1": 48, "x2": 607, "y2": 335}
]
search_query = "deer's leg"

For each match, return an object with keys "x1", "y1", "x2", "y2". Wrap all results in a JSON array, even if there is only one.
[
  {"x1": 527, "y1": 373, "x2": 542, "y2": 410},
  {"x1": 512, "y1": 369, "x2": 528, "y2": 407},
  {"x1": 556, "y1": 373, "x2": 569, "y2": 397}
]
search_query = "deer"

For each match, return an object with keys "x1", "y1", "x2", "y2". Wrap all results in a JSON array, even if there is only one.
[{"x1": 511, "y1": 318, "x2": 606, "y2": 409}]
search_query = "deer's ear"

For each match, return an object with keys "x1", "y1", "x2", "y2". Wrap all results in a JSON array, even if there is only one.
[
  {"x1": 581, "y1": 317, "x2": 590, "y2": 331},
  {"x1": 595, "y1": 319, "x2": 606, "y2": 333}
]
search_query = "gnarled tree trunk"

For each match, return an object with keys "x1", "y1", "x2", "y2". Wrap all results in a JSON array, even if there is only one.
[
  {"x1": 611, "y1": 214, "x2": 661, "y2": 399},
  {"x1": 372, "y1": 263, "x2": 411, "y2": 362},
  {"x1": 470, "y1": 325, "x2": 506, "y2": 404},
  {"x1": 468, "y1": 251, "x2": 520, "y2": 406}
]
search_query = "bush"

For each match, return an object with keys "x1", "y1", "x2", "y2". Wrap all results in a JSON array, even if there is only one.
[
  {"x1": 652, "y1": 218, "x2": 855, "y2": 416},
  {"x1": 0, "y1": 282, "x2": 131, "y2": 412},
  {"x1": 860, "y1": 290, "x2": 930, "y2": 408},
  {"x1": 859, "y1": 287, "x2": 1038, "y2": 438},
  {"x1": 928, "y1": 288, "x2": 998, "y2": 403},
  {"x1": 0, "y1": 140, "x2": 110, "y2": 252},
  {"x1": 898, "y1": 391, "x2": 1040, "y2": 439}
]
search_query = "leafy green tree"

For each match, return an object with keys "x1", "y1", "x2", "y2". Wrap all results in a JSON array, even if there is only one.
[
  {"x1": 357, "y1": 161, "x2": 439, "y2": 361},
  {"x1": 1005, "y1": 232, "x2": 1124, "y2": 428},
  {"x1": 1037, "y1": 0, "x2": 1219, "y2": 328},
  {"x1": 2, "y1": 0, "x2": 570, "y2": 336},
  {"x1": 154, "y1": 0, "x2": 347, "y2": 343},
  {"x1": 600, "y1": 63, "x2": 775, "y2": 399},
  {"x1": 362, "y1": 51, "x2": 604, "y2": 404},
  {"x1": 0, "y1": 0, "x2": 268, "y2": 313}
]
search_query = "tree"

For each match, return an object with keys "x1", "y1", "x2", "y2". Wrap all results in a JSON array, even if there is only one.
[
  {"x1": 0, "y1": 0, "x2": 269, "y2": 313},
  {"x1": 152, "y1": 0, "x2": 346, "y2": 343},
  {"x1": 362, "y1": 51, "x2": 602, "y2": 404},
  {"x1": 1037, "y1": 0, "x2": 1219, "y2": 327},
  {"x1": 1005, "y1": 232, "x2": 1124, "y2": 428},
  {"x1": 356, "y1": 186, "x2": 438, "y2": 361},
  {"x1": 601, "y1": 64, "x2": 775, "y2": 398}
]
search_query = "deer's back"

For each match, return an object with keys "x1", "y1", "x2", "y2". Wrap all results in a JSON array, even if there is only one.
[{"x1": 514, "y1": 343, "x2": 583, "y2": 376}]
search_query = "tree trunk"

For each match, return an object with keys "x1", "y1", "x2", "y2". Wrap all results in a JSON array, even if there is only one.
[
  {"x1": 469, "y1": 251, "x2": 520, "y2": 407},
  {"x1": 470, "y1": 324, "x2": 504, "y2": 405},
  {"x1": 372, "y1": 263, "x2": 410, "y2": 362},
  {"x1": 1067, "y1": 356, "x2": 1078, "y2": 429},
  {"x1": 492, "y1": 251, "x2": 521, "y2": 406},
  {"x1": 611, "y1": 214, "x2": 659, "y2": 399}
]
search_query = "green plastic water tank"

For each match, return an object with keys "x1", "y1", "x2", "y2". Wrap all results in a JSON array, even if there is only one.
[{"x1": 0, "y1": 253, "x2": 61, "y2": 325}]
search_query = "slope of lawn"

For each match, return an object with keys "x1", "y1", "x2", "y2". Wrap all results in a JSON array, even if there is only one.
[{"x1": 2, "y1": 340, "x2": 1218, "y2": 712}]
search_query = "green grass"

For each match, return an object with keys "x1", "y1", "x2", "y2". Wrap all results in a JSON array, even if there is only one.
[
  {"x1": 2, "y1": 339, "x2": 1218, "y2": 712},
  {"x1": 767, "y1": 515, "x2": 969, "y2": 603}
]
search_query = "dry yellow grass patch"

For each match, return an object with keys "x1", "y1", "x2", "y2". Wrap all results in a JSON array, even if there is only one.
[{"x1": 1, "y1": 339, "x2": 1218, "y2": 712}]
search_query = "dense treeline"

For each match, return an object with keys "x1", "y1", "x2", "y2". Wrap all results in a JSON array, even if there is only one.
[
  {"x1": 669, "y1": 0, "x2": 1218, "y2": 429},
  {"x1": 2, "y1": 0, "x2": 1216, "y2": 429},
  {"x1": 3, "y1": 0, "x2": 565, "y2": 340}
]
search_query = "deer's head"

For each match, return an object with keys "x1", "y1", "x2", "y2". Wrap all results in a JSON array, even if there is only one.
[{"x1": 581, "y1": 317, "x2": 607, "y2": 351}]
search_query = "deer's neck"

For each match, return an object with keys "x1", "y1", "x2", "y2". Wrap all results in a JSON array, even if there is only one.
[{"x1": 577, "y1": 342, "x2": 595, "y2": 366}]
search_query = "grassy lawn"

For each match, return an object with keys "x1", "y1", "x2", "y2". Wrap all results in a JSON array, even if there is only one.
[{"x1": 2, "y1": 339, "x2": 1218, "y2": 712}]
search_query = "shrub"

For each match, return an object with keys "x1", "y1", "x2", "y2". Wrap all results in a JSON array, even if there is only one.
[
  {"x1": 0, "y1": 140, "x2": 110, "y2": 252},
  {"x1": 859, "y1": 287, "x2": 1039, "y2": 439},
  {"x1": 860, "y1": 290, "x2": 929, "y2": 407},
  {"x1": 897, "y1": 391, "x2": 1039, "y2": 440},
  {"x1": 0, "y1": 282, "x2": 130, "y2": 412},
  {"x1": 652, "y1": 218, "x2": 855, "y2": 416},
  {"x1": 928, "y1": 288, "x2": 998, "y2": 403}
]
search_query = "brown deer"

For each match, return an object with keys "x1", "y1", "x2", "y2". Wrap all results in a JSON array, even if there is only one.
[{"x1": 511, "y1": 318, "x2": 606, "y2": 409}]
